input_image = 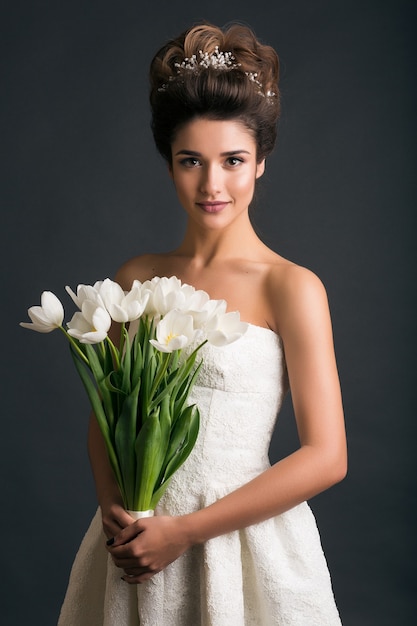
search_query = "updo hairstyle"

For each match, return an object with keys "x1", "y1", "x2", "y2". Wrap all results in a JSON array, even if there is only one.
[{"x1": 149, "y1": 23, "x2": 280, "y2": 164}]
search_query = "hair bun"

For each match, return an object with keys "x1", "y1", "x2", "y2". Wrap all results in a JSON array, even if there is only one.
[
  {"x1": 149, "y1": 22, "x2": 280, "y2": 163},
  {"x1": 152, "y1": 23, "x2": 279, "y2": 101}
]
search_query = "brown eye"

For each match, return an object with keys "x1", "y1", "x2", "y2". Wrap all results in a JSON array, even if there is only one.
[
  {"x1": 226, "y1": 156, "x2": 244, "y2": 167},
  {"x1": 180, "y1": 157, "x2": 201, "y2": 168}
]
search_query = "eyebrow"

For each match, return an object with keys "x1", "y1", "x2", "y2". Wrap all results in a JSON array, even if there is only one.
[{"x1": 174, "y1": 149, "x2": 251, "y2": 156}]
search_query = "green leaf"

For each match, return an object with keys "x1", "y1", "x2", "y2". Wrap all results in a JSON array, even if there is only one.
[
  {"x1": 134, "y1": 409, "x2": 162, "y2": 511},
  {"x1": 150, "y1": 405, "x2": 200, "y2": 508},
  {"x1": 120, "y1": 327, "x2": 132, "y2": 395},
  {"x1": 104, "y1": 370, "x2": 126, "y2": 395},
  {"x1": 155, "y1": 394, "x2": 171, "y2": 476},
  {"x1": 171, "y1": 360, "x2": 202, "y2": 424},
  {"x1": 104, "y1": 339, "x2": 114, "y2": 373},
  {"x1": 114, "y1": 382, "x2": 140, "y2": 507},
  {"x1": 141, "y1": 352, "x2": 157, "y2": 416},
  {"x1": 69, "y1": 346, "x2": 124, "y2": 497},
  {"x1": 149, "y1": 351, "x2": 171, "y2": 400},
  {"x1": 146, "y1": 346, "x2": 203, "y2": 421},
  {"x1": 164, "y1": 404, "x2": 195, "y2": 463},
  {"x1": 131, "y1": 335, "x2": 143, "y2": 389},
  {"x1": 84, "y1": 343, "x2": 115, "y2": 428}
]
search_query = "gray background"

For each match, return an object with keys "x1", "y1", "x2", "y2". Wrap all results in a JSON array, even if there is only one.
[{"x1": 2, "y1": 0, "x2": 415, "y2": 624}]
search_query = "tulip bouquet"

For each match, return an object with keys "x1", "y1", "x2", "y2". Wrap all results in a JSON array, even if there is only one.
[{"x1": 20, "y1": 276, "x2": 247, "y2": 513}]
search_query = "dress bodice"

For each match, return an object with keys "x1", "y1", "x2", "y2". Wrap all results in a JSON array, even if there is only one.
[
  {"x1": 159, "y1": 324, "x2": 289, "y2": 512},
  {"x1": 194, "y1": 323, "x2": 287, "y2": 395}
]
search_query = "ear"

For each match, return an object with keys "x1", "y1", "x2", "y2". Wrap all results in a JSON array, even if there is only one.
[{"x1": 256, "y1": 159, "x2": 265, "y2": 179}]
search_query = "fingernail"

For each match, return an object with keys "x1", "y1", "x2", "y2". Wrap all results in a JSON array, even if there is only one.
[{"x1": 106, "y1": 537, "x2": 114, "y2": 546}]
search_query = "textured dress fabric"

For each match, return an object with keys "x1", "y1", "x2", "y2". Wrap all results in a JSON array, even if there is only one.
[{"x1": 58, "y1": 324, "x2": 342, "y2": 625}]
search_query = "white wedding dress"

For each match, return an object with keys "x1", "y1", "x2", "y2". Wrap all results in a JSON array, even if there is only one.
[{"x1": 58, "y1": 324, "x2": 342, "y2": 625}]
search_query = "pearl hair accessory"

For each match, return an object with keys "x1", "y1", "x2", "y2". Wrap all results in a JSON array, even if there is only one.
[
  {"x1": 174, "y1": 46, "x2": 237, "y2": 70},
  {"x1": 158, "y1": 45, "x2": 276, "y2": 98}
]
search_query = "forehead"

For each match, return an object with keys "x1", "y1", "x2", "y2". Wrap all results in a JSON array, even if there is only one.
[{"x1": 172, "y1": 118, "x2": 256, "y2": 153}]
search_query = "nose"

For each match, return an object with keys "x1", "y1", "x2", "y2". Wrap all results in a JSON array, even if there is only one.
[{"x1": 199, "y1": 164, "x2": 222, "y2": 196}]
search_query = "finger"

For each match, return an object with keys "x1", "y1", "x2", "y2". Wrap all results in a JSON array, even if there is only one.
[
  {"x1": 111, "y1": 555, "x2": 145, "y2": 569},
  {"x1": 117, "y1": 509, "x2": 137, "y2": 526},
  {"x1": 103, "y1": 519, "x2": 125, "y2": 539},
  {"x1": 107, "y1": 519, "x2": 146, "y2": 547},
  {"x1": 121, "y1": 575, "x2": 141, "y2": 585},
  {"x1": 123, "y1": 567, "x2": 148, "y2": 576},
  {"x1": 103, "y1": 510, "x2": 137, "y2": 541},
  {"x1": 106, "y1": 538, "x2": 143, "y2": 562},
  {"x1": 121, "y1": 571, "x2": 156, "y2": 585}
]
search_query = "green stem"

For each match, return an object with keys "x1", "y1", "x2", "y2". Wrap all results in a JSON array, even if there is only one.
[
  {"x1": 149, "y1": 350, "x2": 171, "y2": 400},
  {"x1": 119, "y1": 322, "x2": 126, "y2": 359},
  {"x1": 59, "y1": 326, "x2": 89, "y2": 365},
  {"x1": 189, "y1": 339, "x2": 208, "y2": 357},
  {"x1": 106, "y1": 335, "x2": 121, "y2": 370}
]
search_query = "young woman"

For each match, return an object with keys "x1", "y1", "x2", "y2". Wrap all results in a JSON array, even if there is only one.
[{"x1": 58, "y1": 22, "x2": 347, "y2": 625}]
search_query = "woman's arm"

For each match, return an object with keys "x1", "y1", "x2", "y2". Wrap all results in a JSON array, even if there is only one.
[
  {"x1": 108, "y1": 265, "x2": 347, "y2": 583},
  {"x1": 187, "y1": 266, "x2": 347, "y2": 535}
]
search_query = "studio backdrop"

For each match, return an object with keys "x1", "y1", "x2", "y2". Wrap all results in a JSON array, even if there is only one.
[{"x1": 1, "y1": 1, "x2": 415, "y2": 624}]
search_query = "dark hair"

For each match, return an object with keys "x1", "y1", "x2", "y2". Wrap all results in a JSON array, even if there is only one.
[{"x1": 149, "y1": 23, "x2": 280, "y2": 164}]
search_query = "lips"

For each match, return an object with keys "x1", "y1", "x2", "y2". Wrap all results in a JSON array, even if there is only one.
[{"x1": 196, "y1": 201, "x2": 229, "y2": 213}]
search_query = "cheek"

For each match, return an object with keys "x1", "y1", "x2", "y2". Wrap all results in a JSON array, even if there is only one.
[
  {"x1": 171, "y1": 173, "x2": 189, "y2": 194},
  {"x1": 232, "y1": 172, "x2": 257, "y2": 196}
]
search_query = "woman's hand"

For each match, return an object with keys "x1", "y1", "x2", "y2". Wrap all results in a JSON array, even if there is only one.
[
  {"x1": 106, "y1": 515, "x2": 191, "y2": 584},
  {"x1": 101, "y1": 502, "x2": 136, "y2": 539}
]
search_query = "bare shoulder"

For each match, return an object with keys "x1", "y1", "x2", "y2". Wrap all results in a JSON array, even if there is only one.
[
  {"x1": 114, "y1": 253, "x2": 168, "y2": 290},
  {"x1": 268, "y1": 260, "x2": 328, "y2": 302},
  {"x1": 265, "y1": 259, "x2": 330, "y2": 337}
]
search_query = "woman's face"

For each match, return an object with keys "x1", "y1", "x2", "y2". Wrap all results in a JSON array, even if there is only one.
[{"x1": 169, "y1": 118, "x2": 265, "y2": 230}]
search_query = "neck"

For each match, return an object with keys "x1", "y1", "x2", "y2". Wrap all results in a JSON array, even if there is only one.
[{"x1": 176, "y1": 216, "x2": 263, "y2": 266}]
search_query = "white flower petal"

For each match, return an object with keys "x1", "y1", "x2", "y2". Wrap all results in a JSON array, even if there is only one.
[
  {"x1": 20, "y1": 291, "x2": 64, "y2": 333},
  {"x1": 67, "y1": 312, "x2": 91, "y2": 337},
  {"x1": 98, "y1": 278, "x2": 125, "y2": 311},
  {"x1": 151, "y1": 310, "x2": 196, "y2": 352},
  {"x1": 108, "y1": 303, "x2": 129, "y2": 323},
  {"x1": 77, "y1": 330, "x2": 108, "y2": 344},
  {"x1": 28, "y1": 306, "x2": 55, "y2": 327},
  {"x1": 91, "y1": 306, "x2": 111, "y2": 333},
  {"x1": 121, "y1": 285, "x2": 150, "y2": 321},
  {"x1": 67, "y1": 304, "x2": 110, "y2": 344},
  {"x1": 65, "y1": 283, "x2": 104, "y2": 310},
  {"x1": 40, "y1": 291, "x2": 64, "y2": 326},
  {"x1": 206, "y1": 311, "x2": 248, "y2": 346},
  {"x1": 206, "y1": 330, "x2": 242, "y2": 346},
  {"x1": 150, "y1": 334, "x2": 190, "y2": 353},
  {"x1": 20, "y1": 319, "x2": 54, "y2": 333},
  {"x1": 191, "y1": 298, "x2": 227, "y2": 327}
]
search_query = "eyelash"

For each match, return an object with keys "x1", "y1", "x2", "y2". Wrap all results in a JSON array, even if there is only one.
[
  {"x1": 226, "y1": 156, "x2": 244, "y2": 167},
  {"x1": 180, "y1": 157, "x2": 201, "y2": 168}
]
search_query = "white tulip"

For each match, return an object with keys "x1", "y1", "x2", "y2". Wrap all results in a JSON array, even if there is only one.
[
  {"x1": 20, "y1": 291, "x2": 65, "y2": 333},
  {"x1": 97, "y1": 278, "x2": 149, "y2": 323},
  {"x1": 142, "y1": 276, "x2": 203, "y2": 318},
  {"x1": 206, "y1": 311, "x2": 249, "y2": 347},
  {"x1": 65, "y1": 281, "x2": 104, "y2": 310},
  {"x1": 67, "y1": 300, "x2": 111, "y2": 344},
  {"x1": 97, "y1": 278, "x2": 125, "y2": 310},
  {"x1": 151, "y1": 277, "x2": 188, "y2": 316},
  {"x1": 149, "y1": 310, "x2": 196, "y2": 353},
  {"x1": 188, "y1": 297, "x2": 227, "y2": 328}
]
